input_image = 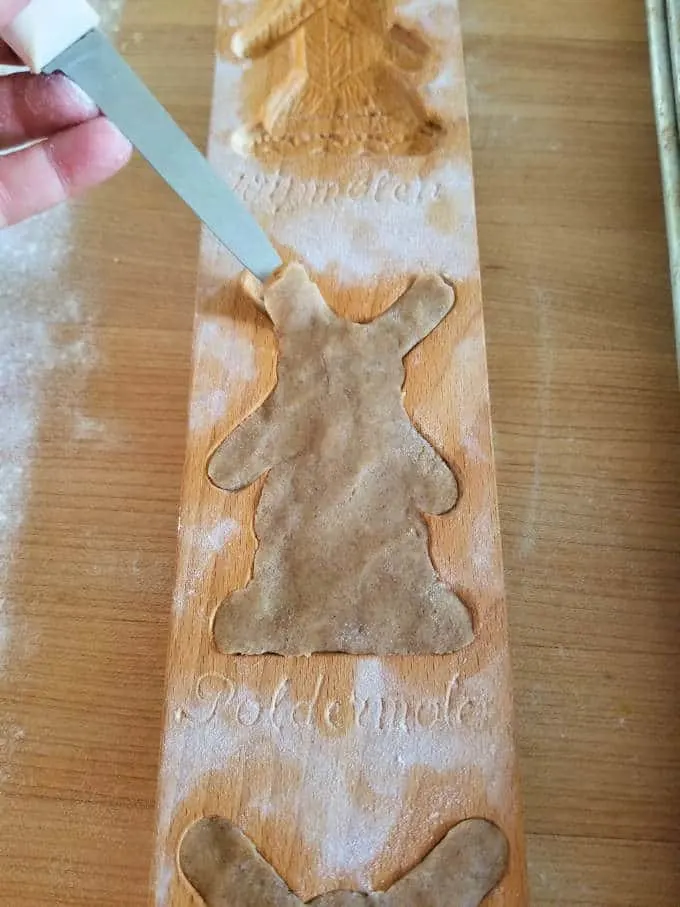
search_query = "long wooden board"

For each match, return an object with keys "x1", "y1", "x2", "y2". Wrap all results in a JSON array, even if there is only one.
[{"x1": 151, "y1": 0, "x2": 527, "y2": 903}]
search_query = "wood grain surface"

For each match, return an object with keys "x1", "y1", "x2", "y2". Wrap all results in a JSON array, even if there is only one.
[{"x1": 1, "y1": 1, "x2": 679, "y2": 906}]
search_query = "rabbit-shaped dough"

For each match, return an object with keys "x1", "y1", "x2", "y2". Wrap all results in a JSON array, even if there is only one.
[{"x1": 208, "y1": 265, "x2": 472, "y2": 655}]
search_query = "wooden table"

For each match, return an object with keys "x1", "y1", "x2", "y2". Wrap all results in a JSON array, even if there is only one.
[{"x1": 1, "y1": 0, "x2": 679, "y2": 904}]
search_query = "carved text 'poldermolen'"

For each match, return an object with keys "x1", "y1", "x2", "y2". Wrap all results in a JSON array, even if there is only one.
[{"x1": 178, "y1": 672, "x2": 478, "y2": 735}]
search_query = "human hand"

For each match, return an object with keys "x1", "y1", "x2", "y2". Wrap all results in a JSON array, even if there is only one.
[{"x1": 0, "y1": 0, "x2": 132, "y2": 227}]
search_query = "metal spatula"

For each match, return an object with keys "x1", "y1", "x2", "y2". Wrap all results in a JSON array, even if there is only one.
[{"x1": 1, "y1": 0, "x2": 282, "y2": 282}]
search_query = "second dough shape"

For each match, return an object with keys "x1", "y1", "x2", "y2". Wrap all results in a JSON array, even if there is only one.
[{"x1": 179, "y1": 817, "x2": 508, "y2": 907}]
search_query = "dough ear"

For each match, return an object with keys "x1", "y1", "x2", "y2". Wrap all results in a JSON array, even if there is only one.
[
  {"x1": 179, "y1": 818, "x2": 300, "y2": 907},
  {"x1": 376, "y1": 275, "x2": 455, "y2": 355},
  {"x1": 238, "y1": 269, "x2": 266, "y2": 311},
  {"x1": 264, "y1": 263, "x2": 333, "y2": 332},
  {"x1": 180, "y1": 818, "x2": 508, "y2": 907},
  {"x1": 383, "y1": 819, "x2": 509, "y2": 907}
]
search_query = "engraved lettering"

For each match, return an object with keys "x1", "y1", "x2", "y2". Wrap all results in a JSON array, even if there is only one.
[
  {"x1": 444, "y1": 676, "x2": 459, "y2": 726},
  {"x1": 320, "y1": 181, "x2": 341, "y2": 205},
  {"x1": 248, "y1": 173, "x2": 268, "y2": 205},
  {"x1": 323, "y1": 699, "x2": 341, "y2": 729},
  {"x1": 306, "y1": 178, "x2": 322, "y2": 206},
  {"x1": 186, "y1": 673, "x2": 235, "y2": 724},
  {"x1": 230, "y1": 172, "x2": 249, "y2": 199},
  {"x1": 379, "y1": 696, "x2": 410, "y2": 732},
  {"x1": 260, "y1": 172, "x2": 279, "y2": 206},
  {"x1": 458, "y1": 698, "x2": 475, "y2": 722},
  {"x1": 278, "y1": 178, "x2": 305, "y2": 212},
  {"x1": 416, "y1": 698, "x2": 439, "y2": 729},
  {"x1": 394, "y1": 181, "x2": 410, "y2": 203},
  {"x1": 269, "y1": 678, "x2": 289, "y2": 733},
  {"x1": 347, "y1": 177, "x2": 370, "y2": 201},
  {"x1": 238, "y1": 174, "x2": 254, "y2": 204},
  {"x1": 180, "y1": 674, "x2": 466, "y2": 735},
  {"x1": 292, "y1": 674, "x2": 325, "y2": 728},
  {"x1": 374, "y1": 173, "x2": 390, "y2": 203},
  {"x1": 196, "y1": 673, "x2": 234, "y2": 703},
  {"x1": 236, "y1": 696, "x2": 261, "y2": 727},
  {"x1": 227, "y1": 173, "x2": 441, "y2": 212},
  {"x1": 272, "y1": 174, "x2": 293, "y2": 209},
  {"x1": 352, "y1": 695, "x2": 372, "y2": 729}
]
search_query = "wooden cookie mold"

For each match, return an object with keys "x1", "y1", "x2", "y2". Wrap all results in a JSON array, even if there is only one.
[{"x1": 150, "y1": 0, "x2": 527, "y2": 904}]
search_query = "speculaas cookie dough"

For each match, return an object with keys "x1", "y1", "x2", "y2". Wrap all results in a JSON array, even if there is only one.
[
  {"x1": 209, "y1": 264, "x2": 473, "y2": 655},
  {"x1": 179, "y1": 816, "x2": 508, "y2": 907}
]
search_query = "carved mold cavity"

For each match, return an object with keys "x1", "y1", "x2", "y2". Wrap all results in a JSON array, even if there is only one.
[{"x1": 230, "y1": 0, "x2": 444, "y2": 158}]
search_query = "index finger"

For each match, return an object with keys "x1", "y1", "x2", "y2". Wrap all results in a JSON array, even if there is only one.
[{"x1": 0, "y1": 0, "x2": 29, "y2": 28}]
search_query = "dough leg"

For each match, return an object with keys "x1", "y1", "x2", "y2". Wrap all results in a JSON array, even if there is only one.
[
  {"x1": 417, "y1": 581, "x2": 474, "y2": 653},
  {"x1": 213, "y1": 583, "x2": 289, "y2": 655}
]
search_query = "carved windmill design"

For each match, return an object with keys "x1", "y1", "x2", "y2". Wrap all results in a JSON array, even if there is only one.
[{"x1": 230, "y1": 0, "x2": 443, "y2": 156}]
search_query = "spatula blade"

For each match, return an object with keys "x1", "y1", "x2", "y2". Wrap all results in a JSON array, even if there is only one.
[{"x1": 46, "y1": 29, "x2": 281, "y2": 282}]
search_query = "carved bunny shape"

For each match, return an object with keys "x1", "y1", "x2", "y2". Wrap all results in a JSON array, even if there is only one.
[
  {"x1": 179, "y1": 817, "x2": 509, "y2": 907},
  {"x1": 208, "y1": 265, "x2": 473, "y2": 655}
]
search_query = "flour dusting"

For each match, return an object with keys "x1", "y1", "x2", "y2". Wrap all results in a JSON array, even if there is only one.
[
  {"x1": 0, "y1": 597, "x2": 11, "y2": 674},
  {"x1": 70, "y1": 410, "x2": 107, "y2": 440},
  {"x1": 0, "y1": 284, "x2": 96, "y2": 682},
  {"x1": 190, "y1": 320, "x2": 257, "y2": 432},
  {"x1": 156, "y1": 656, "x2": 511, "y2": 901},
  {"x1": 469, "y1": 508, "x2": 496, "y2": 579},
  {"x1": 190, "y1": 388, "x2": 231, "y2": 433},
  {"x1": 0, "y1": 721, "x2": 25, "y2": 783},
  {"x1": 154, "y1": 854, "x2": 175, "y2": 906},
  {"x1": 92, "y1": 0, "x2": 125, "y2": 32},
  {"x1": 196, "y1": 320, "x2": 257, "y2": 380},
  {"x1": 175, "y1": 516, "x2": 240, "y2": 614},
  {"x1": 0, "y1": 0, "x2": 127, "y2": 736}
]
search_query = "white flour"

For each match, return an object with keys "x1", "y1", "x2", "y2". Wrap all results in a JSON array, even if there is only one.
[
  {"x1": 175, "y1": 516, "x2": 240, "y2": 612},
  {"x1": 94, "y1": 0, "x2": 125, "y2": 32},
  {"x1": 0, "y1": 0, "x2": 127, "y2": 760},
  {"x1": 0, "y1": 721, "x2": 25, "y2": 782},
  {"x1": 189, "y1": 319, "x2": 257, "y2": 432},
  {"x1": 0, "y1": 206, "x2": 85, "y2": 676},
  {"x1": 154, "y1": 855, "x2": 175, "y2": 907}
]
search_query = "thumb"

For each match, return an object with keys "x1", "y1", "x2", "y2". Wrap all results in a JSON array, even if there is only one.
[{"x1": 1, "y1": 0, "x2": 30, "y2": 30}]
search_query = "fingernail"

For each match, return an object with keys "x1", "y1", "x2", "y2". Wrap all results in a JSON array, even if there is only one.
[
  {"x1": 56, "y1": 74, "x2": 100, "y2": 116},
  {"x1": 101, "y1": 118, "x2": 134, "y2": 166}
]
